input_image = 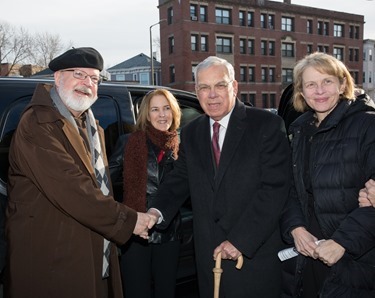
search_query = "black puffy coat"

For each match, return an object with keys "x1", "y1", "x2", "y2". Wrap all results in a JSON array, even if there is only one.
[{"x1": 281, "y1": 95, "x2": 375, "y2": 297}]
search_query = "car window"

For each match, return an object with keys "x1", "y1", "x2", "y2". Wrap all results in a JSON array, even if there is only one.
[
  {"x1": 92, "y1": 95, "x2": 134, "y2": 157},
  {"x1": 180, "y1": 106, "x2": 202, "y2": 129},
  {"x1": 0, "y1": 95, "x2": 131, "y2": 183},
  {"x1": 0, "y1": 97, "x2": 30, "y2": 183}
]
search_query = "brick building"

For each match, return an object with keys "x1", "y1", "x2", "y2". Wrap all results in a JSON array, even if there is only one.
[
  {"x1": 363, "y1": 39, "x2": 375, "y2": 100},
  {"x1": 158, "y1": 0, "x2": 364, "y2": 108}
]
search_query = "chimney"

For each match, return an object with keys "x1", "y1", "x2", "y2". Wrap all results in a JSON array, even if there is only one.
[{"x1": 284, "y1": 0, "x2": 291, "y2": 4}]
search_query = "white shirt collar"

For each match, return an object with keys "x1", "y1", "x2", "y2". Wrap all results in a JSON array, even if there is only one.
[{"x1": 209, "y1": 105, "x2": 234, "y2": 129}]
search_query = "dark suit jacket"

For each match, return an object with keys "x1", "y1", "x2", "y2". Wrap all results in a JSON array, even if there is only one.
[{"x1": 153, "y1": 100, "x2": 291, "y2": 297}]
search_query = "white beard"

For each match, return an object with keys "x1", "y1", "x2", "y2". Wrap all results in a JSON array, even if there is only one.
[{"x1": 57, "y1": 78, "x2": 97, "y2": 113}]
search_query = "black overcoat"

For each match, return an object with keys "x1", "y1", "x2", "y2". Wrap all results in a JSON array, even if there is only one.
[{"x1": 153, "y1": 100, "x2": 291, "y2": 297}]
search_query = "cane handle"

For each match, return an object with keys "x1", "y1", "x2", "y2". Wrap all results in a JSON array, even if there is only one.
[{"x1": 236, "y1": 255, "x2": 244, "y2": 269}]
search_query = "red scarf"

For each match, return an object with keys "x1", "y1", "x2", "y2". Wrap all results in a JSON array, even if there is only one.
[{"x1": 123, "y1": 125, "x2": 179, "y2": 211}]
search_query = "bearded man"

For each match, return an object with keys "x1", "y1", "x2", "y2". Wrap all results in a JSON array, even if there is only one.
[{"x1": 5, "y1": 47, "x2": 153, "y2": 298}]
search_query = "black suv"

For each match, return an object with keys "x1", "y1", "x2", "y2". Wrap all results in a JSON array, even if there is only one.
[{"x1": 0, "y1": 77, "x2": 203, "y2": 282}]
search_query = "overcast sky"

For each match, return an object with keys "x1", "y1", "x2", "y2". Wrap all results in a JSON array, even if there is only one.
[{"x1": 1, "y1": 0, "x2": 374, "y2": 69}]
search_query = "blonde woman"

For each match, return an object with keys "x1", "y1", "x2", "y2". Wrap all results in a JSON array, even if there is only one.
[{"x1": 281, "y1": 52, "x2": 375, "y2": 297}]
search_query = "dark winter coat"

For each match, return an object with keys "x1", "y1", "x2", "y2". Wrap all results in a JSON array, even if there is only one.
[
  {"x1": 109, "y1": 135, "x2": 181, "y2": 244},
  {"x1": 6, "y1": 84, "x2": 137, "y2": 298},
  {"x1": 153, "y1": 100, "x2": 291, "y2": 298},
  {"x1": 281, "y1": 95, "x2": 375, "y2": 297}
]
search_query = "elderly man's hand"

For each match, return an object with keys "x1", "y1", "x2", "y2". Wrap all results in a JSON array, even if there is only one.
[
  {"x1": 133, "y1": 212, "x2": 153, "y2": 239},
  {"x1": 213, "y1": 240, "x2": 242, "y2": 261}
]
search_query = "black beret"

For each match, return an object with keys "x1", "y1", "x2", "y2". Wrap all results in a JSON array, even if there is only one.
[{"x1": 49, "y1": 47, "x2": 104, "y2": 71}]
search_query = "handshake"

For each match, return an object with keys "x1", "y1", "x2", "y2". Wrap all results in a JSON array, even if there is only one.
[{"x1": 133, "y1": 208, "x2": 161, "y2": 239}]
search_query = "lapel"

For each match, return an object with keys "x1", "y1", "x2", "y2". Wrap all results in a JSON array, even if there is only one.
[
  {"x1": 214, "y1": 100, "x2": 247, "y2": 188},
  {"x1": 61, "y1": 118, "x2": 97, "y2": 183},
  {"x1": 32, "y1": 84, "x2": 98, "y2": 185}
]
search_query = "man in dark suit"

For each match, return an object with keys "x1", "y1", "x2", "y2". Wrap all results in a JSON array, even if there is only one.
[{"x1": 149, "y1": 56, "x2": 291, "y2": 297}]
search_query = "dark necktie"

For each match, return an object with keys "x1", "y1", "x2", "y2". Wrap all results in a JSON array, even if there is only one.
[{"x1": 212, "y1": 122, "x2": 221, "y2": 166}]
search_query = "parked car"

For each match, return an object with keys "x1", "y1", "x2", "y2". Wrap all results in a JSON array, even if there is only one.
[{"x1": 0, "y1": 77, "x2": 203, "y2": 282}]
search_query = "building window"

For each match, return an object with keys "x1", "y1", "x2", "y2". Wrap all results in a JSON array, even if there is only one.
[
  {"x1": 349, "y1": 48, "x2": 354, "y2": 61},
  {"x1": 307, "y1": 44, "x2": 313, "y2": 54},
  {"x1": 201, "y1": 35, "x2": 208, "y2": 52},
  {"x1": 140, "y1": 73, "x2": 148, "y2": 85},
  {"x1": 269, "y1": 67, "x2": 275, "y2": 82},
  {"x1": 282, "y1": 68, "x2": 293, "y2": 83},
  {"x1": 240, "y1": 93, "x2": 247, "y2": 103},
  {"x1": 239, "y1": 11, "x2": 245, "y2": 26},
  {"x1": 167, "y1": 7, "x2": 173, "y2": 24},
  {"x1": 349, "y1": 25, "x2": 360, "y2": 38},
  {"x1": 191, "y1": 34, "x2": 198, "y2": 51},
  {"x1": 281, "y1": 17, "x2": 294, "y2": 32},
  {"x1": 190, "y1": 4, "x2": 198, "y2": 21},
  {"x1": 192, "y1": 64, "x2": 197, "y2": 81},
  {"x1": 240, "y1": 39, "x2": 246, "y2": 54},
  {"x1": 352, "y1": 71, "x2": 359, "y2": 84},
  {"x1": 261, "y1": 67, "x2": 267, "y2": 82},
  {"x1": 200, "y1": 6, "x2": 208, "y2": 22},
  {"x1": 323, "y1": 22, "x2": 329, "y2": 36},
  {"x1": 269, "y1": 41, "x2": 275, "y2": 56},
  {"x1": 353, "y1": 48, "x2": 359, "y2": 62},
  {"x1": 116, "y1": 74, "x2": 125, "y2": 81},
  {"x1": 240, "y1": 66, "x2": 247, "y2": 82},
  {"x1": 261, "y1": 14, "x2": 267, "y2": 28},
  {"x1": 216, "y1": 36, "x2": 232, "y2": 53},
  {"x1": 247, "y1": 12, "x2": 254, "y2": 27},
  {"x1": 334, "y1": 24, "x2": 344, "y2": 37},
  {"x1": 317, "y1": 21, "x2": 323, "y2": 35},
  {"x1": 261, "y1": 40, "x2": 267, "y2": 55},
  {"x1": 249, "y1": 93, "x2": 256, "y2": 106},
  {"x1": 268, "y1": 15, "x2": 275, "y2": 29},
  {"x1": 168, "y1": 36, "x2": 174, "y2": 54},
  {"x1": 317, "y1": 45, "x2": 329, "y2": 53},
  {"x1": 349, "y1": 25, "x2": 354, "y2": 38},
  {"x1": 262, "y1": 94, "x2": 268, "y2": 108},
  {"x1": 216, "y1": 8, "x2": 231, "y2": 24},
  {"x1": 249, "y1": 66, "x2": 255, "y2": 82},
  {"x1": 169, "y1": 65, "x2": 175, "y2": 83},
  {"x1": 369, "y1": 49, "x2": 373, "y2": 61},
  {"x1": 282, "y1": 43, "x2": 294, "y2": 57},
  {"x1": 270, "y1": 94, "x2": 276, "y2": 108},
  {"x1": 307, "y1": 20, "x2": 313, "y2": 34},
  {"x1": 363, "y1": 71, "x2": 366, "y2": 83},
  {"x1": 333, "y1": 47, "x2": 344, "y2": 60},
  {"x1": 355, "y1": 26, "x2": 360, "y2": 39},
  {"x1": 248, "y1": 39, "x2": 255, "y2": 55}
]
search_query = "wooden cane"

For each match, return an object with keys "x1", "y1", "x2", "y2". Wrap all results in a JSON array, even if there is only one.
[
  {"x1": 213, "y1": 251, "x2": 223, "y2": 298},
  {"x1": 213, "y1": 252, "x2": 244, "y2": 298}
]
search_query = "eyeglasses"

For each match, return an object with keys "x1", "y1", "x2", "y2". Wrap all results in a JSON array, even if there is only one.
[
  {"x1": 196, "y1": 80, "x2": 233, "y2": 94},
  {"x1": 61, "y1": 69, "x2": 102, "y2": 85},
  {"x1": 303, "y1": 78, "x2": 336, "y2": 92}
]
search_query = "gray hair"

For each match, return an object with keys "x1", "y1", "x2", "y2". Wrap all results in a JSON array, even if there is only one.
[{"x1": 194, "y1": 56, "x2": 235, "y2": 85}]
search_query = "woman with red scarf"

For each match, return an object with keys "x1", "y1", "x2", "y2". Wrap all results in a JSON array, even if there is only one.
[{"x1": 111, "y1": 89, "x2": 182, "y2": 298}]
